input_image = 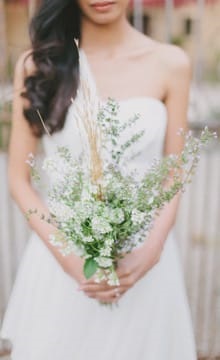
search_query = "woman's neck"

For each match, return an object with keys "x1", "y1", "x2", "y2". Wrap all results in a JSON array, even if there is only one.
[{"x1": 79, "y1": 15, "x2": 134, "y2": 56}]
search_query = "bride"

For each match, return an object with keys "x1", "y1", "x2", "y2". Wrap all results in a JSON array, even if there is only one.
[{"x1": 1, "y1": 0, "x2": 197, "y2": 359}]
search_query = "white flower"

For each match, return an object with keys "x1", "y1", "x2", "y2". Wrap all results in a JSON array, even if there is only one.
[
  {"x1": 94, "y1": 268, "x2": 108, "y2": 283},
  {"x1": 62, "y1": 220, "x2": 82, "y2": 236},
  {"x1": 100, "y1": 245, "x2": 112, "y2": 257},
  {"x1": 95, "y1": 257, "x2": 113, "y2": 268},
  {"x1": 49, "y1": 235, "x2": 84, "y2": 257},
  {"x1": 94, "y1": 267, "x2": 120, "y2": 286},
  {"x1": 106, "y1": 238, "x2": 114, "y2": 246},
  {"x1": 91, "y1": 216, "x2": 112, "y2": 234},
  {"x1": 73, "y1": 201, "x2": 93, "y2": 221},
  {"x1": 107, "y1": 269, "x2": 120, "y2": 286},
  {"x1": 81, "y1": 187, "x2": 92, "y2": 201},
  {"x1": 42, "y1": 157, "x2": 56, "y2": 172},
  {"x1": 61, "y1": 243, "x2": 76, "y2": 256},
  {"x1": 82, "y1": 236, "x2": 94, "y2": 243},
  {"x1": 147, "y1": 197, "x2": 154, "y2": 205},
  {"x1": 99, "y1": 237, "x2": 114, "y2": 258},
  {"x1": 25, "y1": 153, "x2": 35, "y2": 167},
  {"x1": 131, "y1": 209, "x2": 145, "y2": 226},
  {"x1": 48, "y1": 200, "x2": 74, "y2": 222},
  {"x1": 103, "y1": 208, "x2": 125, "y2": 224},
  {"x1": 68, "y1": 243, "x2": 85, "y2": 257},
  {"x1": 49, "y1": 234, "x2": 62, "y2": 247}
]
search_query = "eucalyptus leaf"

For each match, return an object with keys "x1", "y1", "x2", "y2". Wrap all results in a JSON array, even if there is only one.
[{"x1": 83, "y1": 258, "x2": 98, "y2": 279}]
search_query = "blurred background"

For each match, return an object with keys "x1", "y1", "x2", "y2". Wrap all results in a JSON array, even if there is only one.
[{"x1": 0, "y1": 0, "x2": 220, "y2": 359}]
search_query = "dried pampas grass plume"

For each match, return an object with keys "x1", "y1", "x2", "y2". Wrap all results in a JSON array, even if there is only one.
[{"x1": 71, "y1": 72, "x2": 103, "y2": 193}]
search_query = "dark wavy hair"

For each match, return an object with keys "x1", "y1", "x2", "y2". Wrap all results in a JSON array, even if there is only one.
[{"x1": 22, "y1": 0, "x2": 81, "y2": 137}]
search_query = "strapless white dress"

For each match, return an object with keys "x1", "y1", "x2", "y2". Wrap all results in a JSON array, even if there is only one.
[{"x1": 0, "y1": 49, "x2": 197, "y2": 359}]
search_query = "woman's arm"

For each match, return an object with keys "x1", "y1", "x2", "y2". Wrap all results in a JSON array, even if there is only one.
[
  {"x1": 9, "y1": 52, "x2": 85, "y2": 284},
  {"x1": 128, "y1": 45, "x2": 192, "y2": 263},
  {"x1": 80, "y1": 45, "x2": 192, "y2": 303}
]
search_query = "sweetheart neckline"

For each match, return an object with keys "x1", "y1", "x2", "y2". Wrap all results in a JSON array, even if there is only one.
[
  {"x1": 79, "y1": 48, "x2": 167, "y2": 113},
  {"x1": 99, "y1": 96, "x2": 167, "y2": 111}
]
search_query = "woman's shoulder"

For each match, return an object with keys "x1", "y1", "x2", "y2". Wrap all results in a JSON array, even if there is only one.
[
  {"x1": 131, "y1": 30, "x2": 191, "y2": 73},
  {"x1": 155, "y1": 42, "x2": 191, "y2": 72},
  {"x1": 148, "y1": 41, "x2": 192, "y2": 95},
  {"x1": 143, "y1": 38, "x2": 192, "y2": 81}
]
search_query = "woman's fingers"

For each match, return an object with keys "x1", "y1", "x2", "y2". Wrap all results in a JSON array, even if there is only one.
[
  {"x1": 86, "y1": 286, "x2": 126, "y2": 303},
  {"x1": 79, "y1": 282, "x2": 118, "y2": 293},
  {"x1": 118, "y1": 273, "x2": 136, "y2": 288},
  {"x1": 80, "y1": 277, "x2": 132, "y2": 293},
  {"x1": 80, "y1": 272, "x2": 135, "y2": 294},
  {"x1": 78, "y1": 264, "x2": 136, "y2": 302},
  {"x1": 81, "y1": 278, "x2": 132, "y2": 303}
]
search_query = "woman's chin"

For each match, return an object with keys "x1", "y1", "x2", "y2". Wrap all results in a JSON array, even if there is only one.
[
  {"x1": 78, "y1": 0, "x2": 129, "y2": 26},
  {"x1": 90, "y1": 12, "x2": 122, "y2": 25}
]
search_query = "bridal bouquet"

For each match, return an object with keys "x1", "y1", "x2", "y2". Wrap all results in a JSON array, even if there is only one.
[{"x1": 26, "y1": 85, "x2": 216, "y2": 287}]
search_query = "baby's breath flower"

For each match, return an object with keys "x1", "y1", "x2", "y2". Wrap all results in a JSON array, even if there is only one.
[
  {"x1": 82, "y1": 236, "x2": 94, "y2": 243},
  {"x1": 107, "y1": 269, "x2": 120, "y2": 286},
  {"x1": 103, "y1": 207, "x2": 125, "y2": 224},
  {"x1": 94, "y1": 268, "x2": 108, "y2": 283},
  {"x1": 95, "y1": 257, "x2": 113, "y2": 268},
  {"x1": 66, "y1": 243, "x2": 85, "y2": 257},
  {"x1": 25, "y1": 153, "x2": 35, "y2": 167},
  {"x1": 48, "y1": 200, "x2": 74, "y2": 222},
  {"x1": 49, "y1": 234, "x2": 61, "y2": 247},
  {"x1": 91, "y1": 216, "x2": 112, "y2": 234},
  {"x1": 131, "y1": 209, "x2": 145, "y2": 226},
  {"x1": 100, "y1": 245, "x2": 112, "y2": 257}
]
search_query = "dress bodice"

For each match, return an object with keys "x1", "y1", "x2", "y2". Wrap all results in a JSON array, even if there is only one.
[{"x1": 42, "y1": 49, "x2": 168, "y2": 179}]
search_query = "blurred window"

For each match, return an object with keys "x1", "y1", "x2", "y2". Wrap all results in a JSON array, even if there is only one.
[
  {"x1": 184, "y1": 17, "x2": 193, "y2": 35},
  {"x1": 129, "y1": 13, "x2": 151, "y2": 35}
]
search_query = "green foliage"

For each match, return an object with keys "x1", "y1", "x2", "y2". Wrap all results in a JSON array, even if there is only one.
[
  {"x1": 0, "y1": 101, "x2": 12, "y2": 151},
  {"x1": 27, "y1": 99, "x2": 217, "y2": 286},
  {"x1": 84, "y1": 258, "x2": 98, "y2": 279}
]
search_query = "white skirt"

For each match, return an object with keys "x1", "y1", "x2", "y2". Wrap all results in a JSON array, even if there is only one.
[{"x1": 1, "y1": 230, "x2": 196, "y2": 360}]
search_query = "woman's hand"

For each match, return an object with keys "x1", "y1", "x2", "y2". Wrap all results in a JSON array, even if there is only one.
[
  {"x1": 79, "y1": 239, "x2": 162, "y2": 303},
  {"x1": 61, "y1": 252, "x2": 86, "y2": 285},
  {"x1": 117, "y1": 241, "x2": 161, "y2": 291}
]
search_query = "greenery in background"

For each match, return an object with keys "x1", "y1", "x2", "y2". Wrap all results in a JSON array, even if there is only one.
[
  {"x1": 6, "y1": 56, "x2": 14, "y2": 83},
  {"x1": 0, "y1": 101, "x2": 12, "y2": 152},
  {"x1": 204, "y1": 51, "x2": 220, "y2": 83},
  {"x1": 0, "y1": 50, "x2": 15, "y2": 151},
  {"x1": 171, "y1": 35, "x2": 186, "y2": 47}
]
